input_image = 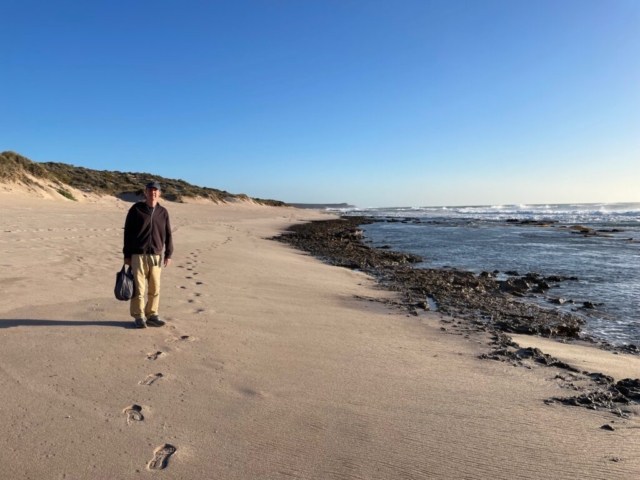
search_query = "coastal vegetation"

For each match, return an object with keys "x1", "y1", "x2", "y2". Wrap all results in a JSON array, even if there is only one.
[
  {"x1": 0, "y1": 151, "x2": 286, "y2": 205},
  {"x1": 56, "y1": 187, "x2": 77, "y2": 201}
]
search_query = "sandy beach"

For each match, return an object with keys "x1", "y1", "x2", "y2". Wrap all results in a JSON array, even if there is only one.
[{"x1": 1, "y1": 194, "x2": 639, "y2": 479}]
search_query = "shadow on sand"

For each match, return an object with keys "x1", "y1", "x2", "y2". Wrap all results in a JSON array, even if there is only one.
[{"x1": 0, "y1": 319, "x2": 133, "y2": 329}]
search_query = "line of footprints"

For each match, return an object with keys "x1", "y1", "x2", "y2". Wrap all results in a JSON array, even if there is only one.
[
  {"x1": 177, "y1": 249, "x2": 212, "y2": 314},
  {"x1": 123, "y1": 250, "x2": 203, "y2": 471}
]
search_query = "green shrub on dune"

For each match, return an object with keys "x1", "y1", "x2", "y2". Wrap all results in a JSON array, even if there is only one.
[
  {"x1": 56, "y1": 188, "x2": 77, "y2": 201},
  {"x1": 0, "y1": 151, "x2": 52, "y2": 184}
]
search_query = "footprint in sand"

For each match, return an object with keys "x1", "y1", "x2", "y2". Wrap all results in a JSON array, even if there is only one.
[
  {"x1": 171, "y1": 334, "x2": 196, "y2": 343},
  {"x1": 147, "y1": 351, "x2": 165, "y2": 360},
  {"x1": 148, "y1": 444, "x2": 176, "y2": 470},
  {"x1": 185, "y1": 276, "x2": 193, "y2": 279},
  {"x1": 123, "y1": 405, "x2": 144, "y2": 424},
  {"x1": 195, "y1": 281, "x2": 203, "y2": 285},
  {"x1": 139, "y1": 373, "x2": 163, "y2": 386},
  {"x1": 167, "y1": 335, "x2": 196, "y2": 343},
  {"x1": 239, "y1": 387, "x2": 269, "y2": 398}
]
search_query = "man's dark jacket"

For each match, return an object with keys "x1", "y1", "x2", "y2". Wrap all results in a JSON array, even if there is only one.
[{"x1": 123, "y1": 202, "x2": 173, "y2": 259}]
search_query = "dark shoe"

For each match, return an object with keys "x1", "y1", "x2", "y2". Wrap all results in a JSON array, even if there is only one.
[
  {"x1": 146, "y1": 315, "x2": 166, "y2": 327},
  {"x1": 134, "y1": 317, "x2": 147, "y2": 329}
]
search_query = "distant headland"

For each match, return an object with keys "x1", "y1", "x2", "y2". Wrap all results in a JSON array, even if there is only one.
[{"x1": 288, "y1": 203, "x2": 355, "y2": 210}]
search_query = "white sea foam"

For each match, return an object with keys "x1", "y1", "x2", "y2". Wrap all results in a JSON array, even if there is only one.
[
  {"x1": 326, "y1": 207, "x2": 362, "y2": 212},
  {"x1": 351, "y1": 202, "x2": 640, "y2": 225}
]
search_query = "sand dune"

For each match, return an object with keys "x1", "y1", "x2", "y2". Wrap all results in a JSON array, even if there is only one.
[{"x1": 0, "y1": 195, "x2": 638, "y2": 479}]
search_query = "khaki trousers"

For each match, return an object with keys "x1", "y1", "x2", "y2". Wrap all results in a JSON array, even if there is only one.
[{"x1": 130, "y1": 254, "x2": 162, "y2": 319}]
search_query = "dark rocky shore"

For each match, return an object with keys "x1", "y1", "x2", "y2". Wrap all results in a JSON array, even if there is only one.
[
  {"x1": 274, "y1": 216, "x2": 640, "y2": 417},
  {"x1": 275, "y1": 216, "x2": 587, "y2": 338}
]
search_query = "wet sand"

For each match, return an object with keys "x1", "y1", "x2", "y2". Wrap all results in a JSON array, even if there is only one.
[{"x1": 1, "y1": 194, "x2": 639, "y2": 479}]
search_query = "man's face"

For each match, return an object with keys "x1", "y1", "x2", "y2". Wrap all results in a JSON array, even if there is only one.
[{"x1": 145, "y1": 187, "x2": 160, "y2": 204}]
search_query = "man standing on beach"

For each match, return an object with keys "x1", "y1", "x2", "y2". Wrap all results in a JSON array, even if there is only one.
[{"x1": 123, "y1": 181, "x2": 173, "y2": 328}]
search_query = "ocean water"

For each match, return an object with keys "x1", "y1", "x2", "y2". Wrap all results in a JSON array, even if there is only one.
[{"x1": 337, "y1": 203, "x2": 640, "y2": 346}]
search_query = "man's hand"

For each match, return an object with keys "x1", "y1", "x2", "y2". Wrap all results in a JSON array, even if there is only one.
[
  {"x1": 124, "y1": 257, "x2": 131, "y2": 266},
  {"x1": 164, "y1": 258, "x2": 172, "y2": 268}
]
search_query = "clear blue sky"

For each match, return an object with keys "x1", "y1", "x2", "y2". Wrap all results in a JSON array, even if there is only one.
[{"x1": 1, "y1": 0, "x2": 638, "y2": 207}]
